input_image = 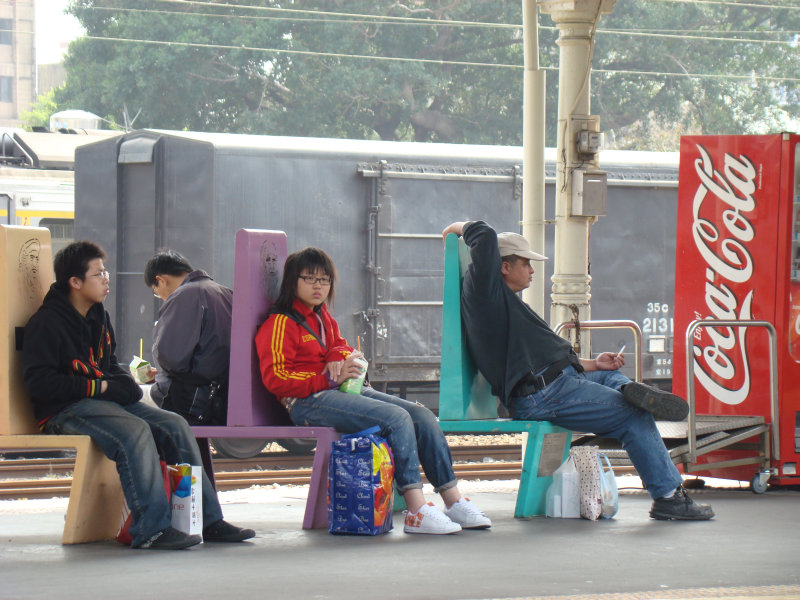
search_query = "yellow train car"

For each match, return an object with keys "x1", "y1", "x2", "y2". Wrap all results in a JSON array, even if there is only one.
[{"x1": 0, "y1": 129, "x2": 121, "y2": 252}]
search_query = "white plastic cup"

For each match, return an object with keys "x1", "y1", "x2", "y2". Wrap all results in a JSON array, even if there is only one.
[{"x1": 339, "y1": 355, "x2": 368, "y2": 394}]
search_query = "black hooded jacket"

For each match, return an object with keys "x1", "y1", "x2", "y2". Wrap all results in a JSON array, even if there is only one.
[{"x1": 22, "y1": 284, "x2": 142, "y2": 425}]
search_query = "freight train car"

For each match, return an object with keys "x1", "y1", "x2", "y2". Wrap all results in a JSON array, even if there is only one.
[{"x1": 73, "y1": 129, "x2": 679, "y2": 411}]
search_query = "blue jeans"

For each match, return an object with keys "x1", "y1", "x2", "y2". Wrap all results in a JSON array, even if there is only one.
[
  {"x1": 508, "y1": 367, "x2": 682, "y2": 499},
  {"x1": 44, "y1": 399, "x2": 224, "y2": 547},
  {"x1": 289, "y1": 386, "x2": 457, "y2": 494}
]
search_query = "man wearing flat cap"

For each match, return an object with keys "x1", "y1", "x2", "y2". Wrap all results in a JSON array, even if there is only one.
[{"x1": 441, "y1": 220, "x2": 713, "y2": 521}]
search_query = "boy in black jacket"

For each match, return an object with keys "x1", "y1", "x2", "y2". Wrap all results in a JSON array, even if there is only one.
[{"x1": 22, "y1": 241, "x2": 254, "y2": 549}]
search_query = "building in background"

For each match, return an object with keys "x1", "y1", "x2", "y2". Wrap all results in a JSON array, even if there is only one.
[
  {"x1": 37, "y1": 61, "x2": 65, "y2": 97},
  {"x1": 0, "y1": 0, "x2": 35, "y2": 127}
]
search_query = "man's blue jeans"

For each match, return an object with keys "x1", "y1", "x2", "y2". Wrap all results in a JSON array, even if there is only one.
[
  {"x1": 508, "y1": 367, "x2": 682, "y2": 499},
  {"x1": 44, "y1": 399, "x2": 224, "y2": 547},
  {"x1": 289, "y1": 386, "x2": 457, "y2": 494}
]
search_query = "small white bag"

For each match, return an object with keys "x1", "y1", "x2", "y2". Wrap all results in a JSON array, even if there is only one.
[
  {"x1": 598, "y1": 453, "x2": 619, "y2": 519},
  {"x1": 546, "y1": 455, "x2": 580, "y2": 518}
]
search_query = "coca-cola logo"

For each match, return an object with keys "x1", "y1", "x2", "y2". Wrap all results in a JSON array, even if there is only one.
[{"x1": 690, "y1": 144, "x2": 757, "y2": 405}]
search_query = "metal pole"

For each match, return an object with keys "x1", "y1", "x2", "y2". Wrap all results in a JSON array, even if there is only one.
[
  {"x1": 539, "y1": 0, "x2": 615, "y2": 354},
  {"x1": 521, "y1": 0, "x2": 546, "y2": 315}
]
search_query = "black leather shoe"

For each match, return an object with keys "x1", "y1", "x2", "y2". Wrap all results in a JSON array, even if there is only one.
[
  {"x1": 650, "y1": 487, "x2": 715, "y2": 520},
  {"x1": 623, "y1": 382, "x2": 689, "y2": 421},
  {"x1": 203, "y1": 519, "x2": 256, "y2": 542},
  {"x1": 137, "y1": 526, "x2": 202, "y2": 550}
]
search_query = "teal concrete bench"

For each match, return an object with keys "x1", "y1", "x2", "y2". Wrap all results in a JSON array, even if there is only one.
[{"x1": 439, "y1": 234, "x2": 571, "y2": 518}]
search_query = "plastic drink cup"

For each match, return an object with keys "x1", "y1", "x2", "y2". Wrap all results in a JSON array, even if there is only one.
[{"x1": 339, "y1": 355, "x2": 368, "y2": 394}]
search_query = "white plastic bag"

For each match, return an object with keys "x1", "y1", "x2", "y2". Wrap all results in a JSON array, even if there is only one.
[
  {"x1": 598, "y1": 453, "x2": 619, "y2": 519},
  {"x1": 546, "y1": 455, "x2": 580, "y2": 518}
]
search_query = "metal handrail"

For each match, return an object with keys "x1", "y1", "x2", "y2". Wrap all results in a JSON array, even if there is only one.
[
  {"x1": 554, "y1": 319, "x2": 643, "y2": 382},
  {"x1": 684, "y1": 319, "x2": 779, "y2": 463},
  {"x1": 0, "y1": 132, "x2": 33, "y2": 167}
]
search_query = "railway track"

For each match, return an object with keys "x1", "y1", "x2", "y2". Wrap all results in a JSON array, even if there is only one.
[
  {"x1": 0, "y1": 444, "x2": 637, "y2": 500},
  {"x1": 0, "y1": 445, "x2": 526, "y2": 500}
]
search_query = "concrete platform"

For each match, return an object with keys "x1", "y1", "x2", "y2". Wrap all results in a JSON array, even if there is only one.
[{"x1": 1, "y1": 480, "x2": 799, "y2": 600}]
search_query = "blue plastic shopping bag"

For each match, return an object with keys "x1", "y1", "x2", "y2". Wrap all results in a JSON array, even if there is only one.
[{"x1": 328, "y1": 426, "x2": 394, "y2": 535}]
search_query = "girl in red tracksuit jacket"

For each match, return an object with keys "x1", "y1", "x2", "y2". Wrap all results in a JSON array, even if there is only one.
[{"x1": 255, "y1": 247, "x2": 491, "y2": 534}]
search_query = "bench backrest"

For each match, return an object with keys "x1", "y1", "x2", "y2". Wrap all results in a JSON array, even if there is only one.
[
  {"x1": 227, "y1": 228, "x2": 292, "y2": 426},
  {"x1": 438, "y1": 233, "x2": 500, "y2": 421},
  {"x1": 0, "y1": 225, "x2": 54, "y2": 434}
]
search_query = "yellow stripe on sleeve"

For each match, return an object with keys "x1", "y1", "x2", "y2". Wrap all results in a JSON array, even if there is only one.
[{"x1": 270, "y1": 315, "x2": 317, "y2": 382}]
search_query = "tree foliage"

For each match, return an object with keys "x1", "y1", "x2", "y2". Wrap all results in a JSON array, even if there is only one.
[
  {"x1": 20, "y1": 88, "x2": 60, "y2": 130},
  {"x1": 55, "y1": 0, "x2": 800, "y2": 150},
  {"x1": 588, "y1": 0, "x2": 800, "y2": 148}
]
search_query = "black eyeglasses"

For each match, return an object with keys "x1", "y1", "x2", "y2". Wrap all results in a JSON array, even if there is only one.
[{"x1": 298, "y1": 275, "x2": 331, "y2": 286}]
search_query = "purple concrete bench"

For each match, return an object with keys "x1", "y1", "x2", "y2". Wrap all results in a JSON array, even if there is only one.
[{"x1": 192, "y1": 229, "x2": 338, "y2": 529}]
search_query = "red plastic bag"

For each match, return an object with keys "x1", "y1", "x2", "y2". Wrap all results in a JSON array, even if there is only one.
[{"x1": 116, "y1": 460, "x2": 170, "y2": 545}]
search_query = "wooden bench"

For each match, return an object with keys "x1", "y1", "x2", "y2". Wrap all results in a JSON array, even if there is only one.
[
  {"x1": 191, "y1": 229, "x2": 338, "y2": 529},
  {"x1": 438, "y1": 233, "x2": 571, "y2": 518},
  {"x1": 0, "y1": 224, "x2": 124, "y2": 544}
]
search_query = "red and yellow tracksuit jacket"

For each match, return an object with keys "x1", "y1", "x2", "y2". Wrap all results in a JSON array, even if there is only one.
[{"x1": 255, "y1": 299, "x2": 352, "y2": 402}]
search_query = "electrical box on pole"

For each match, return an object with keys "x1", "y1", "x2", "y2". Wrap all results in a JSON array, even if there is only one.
[{"x1": 571, "y1": 170, "x2": 607, "y2": 216}]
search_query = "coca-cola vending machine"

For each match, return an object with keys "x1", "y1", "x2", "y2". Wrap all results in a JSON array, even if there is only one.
[{"x1": 673, "y1": 133, "x2": 800, "y2": 487}]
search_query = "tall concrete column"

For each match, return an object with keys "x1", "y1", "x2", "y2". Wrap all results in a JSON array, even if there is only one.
[
  {"x1": 539, "y1": 0, "x2": 614, "y2": 355},
  {"x1": 521, "y1": 0, "x2": 547, "y2": 315}
]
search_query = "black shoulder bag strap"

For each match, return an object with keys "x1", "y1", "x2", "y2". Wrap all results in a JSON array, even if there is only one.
[{"x1": 280, "y1": 309, "x2": 328, "y2": 351}]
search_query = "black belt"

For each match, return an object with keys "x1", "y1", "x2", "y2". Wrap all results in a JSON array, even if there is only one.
[{"x1": 511, "y1": 356, "x2": 577, "y2": 397}]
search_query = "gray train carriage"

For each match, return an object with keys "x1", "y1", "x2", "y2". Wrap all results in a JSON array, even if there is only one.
[{"x1": 74, "y1": 130, "x2": 678, "y2": 410}]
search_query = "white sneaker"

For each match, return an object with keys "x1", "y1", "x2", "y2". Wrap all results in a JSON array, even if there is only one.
[
  {"x1": 403, "y1": 502, "x2": 462, "y2": 535},
  {"x1": 445, "y1": 497, "x2": 492, "y2": 529}
]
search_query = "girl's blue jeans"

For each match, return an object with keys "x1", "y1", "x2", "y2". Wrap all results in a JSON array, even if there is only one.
[{"x1": 288, "y1": 386, "x2": 457, "y2": 494}]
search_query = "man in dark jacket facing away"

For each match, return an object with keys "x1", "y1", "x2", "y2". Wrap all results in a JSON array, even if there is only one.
[
  {"x1": 441, "y1": 220, "x2": 714, "y2": 521},
  {"x1": 22, "y1": 241, "x2": 254, "y2": 549},
  {"x1": 145, "y1": 250, "x2": 232, "y2": 425}
]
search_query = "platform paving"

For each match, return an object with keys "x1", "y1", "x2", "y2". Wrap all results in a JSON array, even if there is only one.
[{"x1": 0, "y1": 480, "x2": 798, "y2": 600}]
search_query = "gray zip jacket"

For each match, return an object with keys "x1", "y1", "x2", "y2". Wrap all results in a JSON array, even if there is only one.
[{"x1": 150, "y1": 270, "x2": 233, "y2": 404}]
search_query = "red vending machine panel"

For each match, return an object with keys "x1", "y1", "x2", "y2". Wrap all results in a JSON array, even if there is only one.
[{"x1": 674, "y1": 134, "x2": 800, "y2": 484}]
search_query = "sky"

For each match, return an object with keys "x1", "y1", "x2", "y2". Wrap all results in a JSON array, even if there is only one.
[{"x1": 35, "y1": 0, "x2": 85, "y2": 65}]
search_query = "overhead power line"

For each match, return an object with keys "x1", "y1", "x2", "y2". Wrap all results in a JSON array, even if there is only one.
[
  {"x1": 92, "y1": 4, "x2": 800, "y2": 38},
  {"x1": 81, "y1": 34, "x2": 800, "y2": 84},
  {"x1": 87, "y1": 4, "x2": 800, "y2": 46},
  {"x1": 159, "y1": 0, "x2": 800, "y2": 18},
  {"x1": 151, "y1": 0, "x2": 513, "y2": 27},
  {"x1": 87, "y1": 5, "x2": 517, "y2": 29},
  {"x1": 650, "y1": 0, "x2": 800, "y2": 10},
  {"x1": 595, "y1": 28, "x2": 799, "y2": 45},
  {"x1": 86, "y1": 5, "x2": 800, "y2": 48}
]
